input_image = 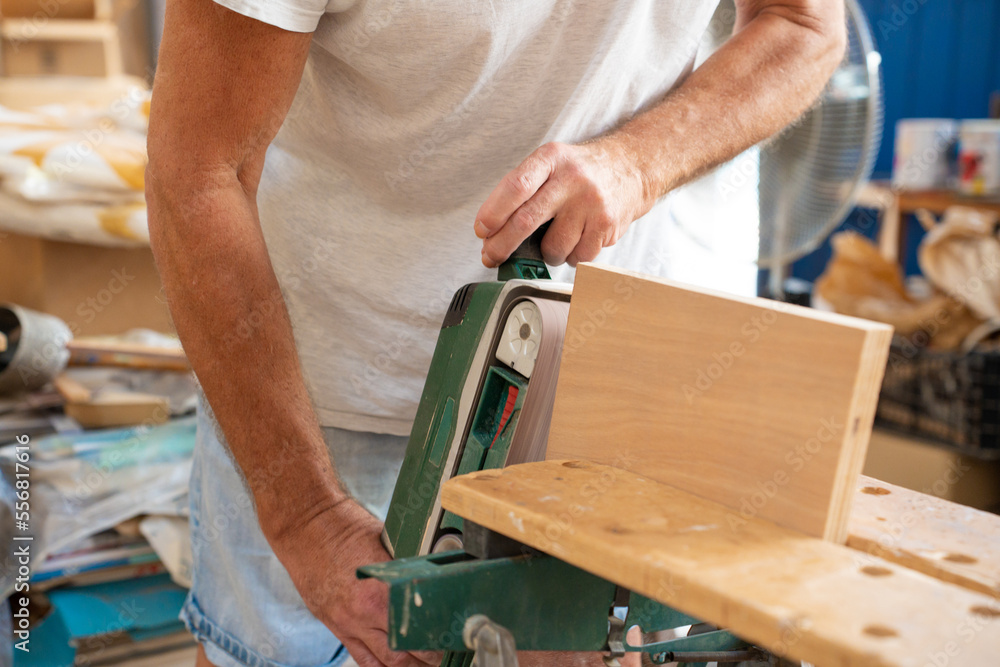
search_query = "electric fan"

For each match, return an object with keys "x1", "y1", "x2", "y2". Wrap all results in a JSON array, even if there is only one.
[
  {"x1": 758, "y1": 0, "x2": 884, "y2": 293},
  {"x1": 679, "y1": 0, "x2": 884, "y2": 298}
]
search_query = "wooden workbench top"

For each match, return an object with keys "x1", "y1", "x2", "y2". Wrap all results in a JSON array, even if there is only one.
[{"x1": 442, "y1": 460, "x2": 1000, "y2": 667}]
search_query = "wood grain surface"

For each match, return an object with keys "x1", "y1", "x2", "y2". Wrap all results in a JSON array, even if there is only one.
[
  {"x1": 442, "y1": 460, "x2": 1000, "y2": 667},
  {"x1": 849, "y1": 475, "x2": 1000, "y2": 599},
  {"x1": 545, "y1": 264, "x2": 893, "y2": 542}
]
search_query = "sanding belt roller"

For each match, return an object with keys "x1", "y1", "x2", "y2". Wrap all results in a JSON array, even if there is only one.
[{"x1": 359, "y1": 223, "x2": 772, "y2": 667}]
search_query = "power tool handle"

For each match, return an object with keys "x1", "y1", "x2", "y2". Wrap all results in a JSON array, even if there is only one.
[
  {"x1": 506, "y1": 220, "x2": 551, "y2": 265},
  {"x1": 497, "y1": 220, "x2": 552, "y2": 281}
]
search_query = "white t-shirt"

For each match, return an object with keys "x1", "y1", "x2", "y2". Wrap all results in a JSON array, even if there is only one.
[{"x1": 211, "y1": 0, "x2": 721, "y2": 435}]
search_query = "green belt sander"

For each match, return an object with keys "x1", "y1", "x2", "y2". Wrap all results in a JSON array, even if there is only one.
[
  {"x1": 382, "y1": 223, "x2": 570, "y2": 559},
  {"x1": 360, "y1": 225, "x2": 767, "y2": 666}
]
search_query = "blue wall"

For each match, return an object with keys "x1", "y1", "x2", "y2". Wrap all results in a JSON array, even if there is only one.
[
  {"x1": 870, "y1": 0, "x2": 1000, "y2": 173},
  {"x1": 787, "y1": 0, "x2": 1000, "y2": 285}
]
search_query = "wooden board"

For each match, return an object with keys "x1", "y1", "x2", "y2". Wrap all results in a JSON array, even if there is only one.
[
  {"x1": 545, "y1": 263, "x2": 893, "y2": 542},
  {"x1": 63, "y1": 392, "x2": 170, "y2": 428},
  {"x1": 862, "y1": 429, "x2": 1000, "y2": 511},
  {"x1": 848, "y1": 475, "x2": 1000, "y2": 599},
  {"x1": 67, "y1": 339, "x2": 189, "y2": 371},
  {"x1": 442, "y1": 460, "x2": 1000, "y2": 667}
]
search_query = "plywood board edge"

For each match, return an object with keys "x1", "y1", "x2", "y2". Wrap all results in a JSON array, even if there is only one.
[
  {"x1": 578, "y1": 263, "x2": 895, "y2": 334},
  {"x1": 824, "y1": 325, "x2": 895, "y2": 542}
]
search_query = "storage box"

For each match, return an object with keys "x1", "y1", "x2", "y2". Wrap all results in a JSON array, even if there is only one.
[
  {"x1": 1, "y1": 38, "x2": 108, "y2": 76},
  {"x1": 876, "y1": 339, "x2": 1000, "y2": 459},
  {"x1": 0, "y1": 231, "x2": 172, "y2": 336}
]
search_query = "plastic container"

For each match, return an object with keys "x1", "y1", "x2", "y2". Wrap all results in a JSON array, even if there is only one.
[
  {"x1": 892, "y1": 119, "x2": 957, "y2": 190},
  {"x1": 958, "y1": 119, "x2": 1000, "y2": 196}
]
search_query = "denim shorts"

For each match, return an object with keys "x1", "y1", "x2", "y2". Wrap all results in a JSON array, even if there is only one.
[{"x1": 180, "y1": 398, "x2": 408, "y2": 667}]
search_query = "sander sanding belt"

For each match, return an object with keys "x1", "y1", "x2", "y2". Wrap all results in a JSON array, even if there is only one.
[{"x1": 504, "y1": 297, "x2": 570, "y2": 466}]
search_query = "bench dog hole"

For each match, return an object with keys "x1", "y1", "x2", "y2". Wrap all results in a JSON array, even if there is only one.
[
  {"x1": 863, "y1": 625, "x2": 898, "y2": 638},
  {"x1": 861, "y1": 566, "x2": 892, "y2": 577}
]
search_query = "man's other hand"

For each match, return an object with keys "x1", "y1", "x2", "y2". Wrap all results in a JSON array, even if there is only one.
[
  {"x1": 475, "y1": 139, "x2": 653, "y2": 268},
  {"x1": 269, "y1": 499, "x2": 440, "y2": 667}
]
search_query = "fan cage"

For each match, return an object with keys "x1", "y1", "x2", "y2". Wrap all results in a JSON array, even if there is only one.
[{"x1": 756, "y1": 0, "x2": 884, "y2": 268}]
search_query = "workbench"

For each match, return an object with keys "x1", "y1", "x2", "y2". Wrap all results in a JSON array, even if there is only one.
[{"x1": 439, "y1": 461, "x2": 1000, "y2": 666}]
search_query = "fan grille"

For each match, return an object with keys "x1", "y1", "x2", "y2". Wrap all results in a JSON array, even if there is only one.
[{"x1": 757, "y1": 0, "x2": 883, "y2": 268}]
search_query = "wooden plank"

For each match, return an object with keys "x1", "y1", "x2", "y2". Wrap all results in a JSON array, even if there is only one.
[
  {"x1": 848, "y1": 475, "x2": 1000, "y2": 600},
  {"x1": 1, "y1": 0, "x2": 97, "y2": 20},
  {"x1": 545, "y1": 264, "x2": 893, "y2": 542},
  {"x1": 0, "y1": 18, "x2": 117, "y2": 41},
  {"x1": 897, "y1": 189, "x2": 1000, "y2": 216},
  {"x1": 64, "y1": 392, "x2": 169, "y2": 428},
  {"x1": 53, "y1": 374, "x2": 93, "y2": 404},
  {"x1": 442, "y1": 460, "x2": 1000, "y2": 667},
  {"x1": 859, "y1": 182, "x2": 1000, "y2": 217},
  {"x1": 66, "y1": 340, "x2": 189, "y2": 372}
]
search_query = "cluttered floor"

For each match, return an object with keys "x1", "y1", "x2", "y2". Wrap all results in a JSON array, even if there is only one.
[{"x1": 1, "y1": 326, "x2": 198, "y2": 665}]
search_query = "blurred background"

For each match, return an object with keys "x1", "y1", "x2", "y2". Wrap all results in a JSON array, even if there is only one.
[{"x1": 0, "y1": 2, "x2": 998, "y2": 666}]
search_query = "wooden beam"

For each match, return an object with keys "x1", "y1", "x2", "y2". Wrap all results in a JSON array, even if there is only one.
[
  {"x1": 0, "y1": 18, "x2": 117, "y2": 41},
  {"x1": 848, "y1": 475, "x2": 1000, "y2": 599},
  {"x1": 545, "y1": 264, "x2": 893, "y2": 542},
  {"x1": 442, "y1": 460, "x2": 1000, "y2": 667},
  {"x1": 53, "y1": 374, "x2": 93, "y2": 404},
  {"x1": 66, "y1": 339, "x2": 190, "y2": 372}
]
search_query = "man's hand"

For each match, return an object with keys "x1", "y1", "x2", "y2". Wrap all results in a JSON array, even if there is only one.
[
  {"x1": 475, "y1": 139, "x2": 653, "y2": 269},
  {"x1": 270, "y1": 501, "x2": 439, "y2": 667},
  {"x1": 477, "y1": 0, "x2": 845, "y2": 267}
]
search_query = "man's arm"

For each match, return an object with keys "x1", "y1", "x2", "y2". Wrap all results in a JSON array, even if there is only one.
[
  {"x1": 146, "y1": 2, "x2": 431, "y2": 666},
  {"x1": 476, "y1": 0, "x2": 847, "y2": 267}
]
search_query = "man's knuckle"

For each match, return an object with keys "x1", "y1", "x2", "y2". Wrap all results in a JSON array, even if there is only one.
[
  {"x1": 506, "y1": 171, "x2": 534, "y2": 198},
  {"x1": 537, "y1": 142, "x2": 562, "y2": 162},
  {"x1": 560, "y1": 158, "x2": 586, "y2": 182},
  {"x1": 510, "y1": 210, "x2": 535, "y2": 234},
  {"x1": 582, "y1": 188, "x2": 606, "y2": 212}
]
